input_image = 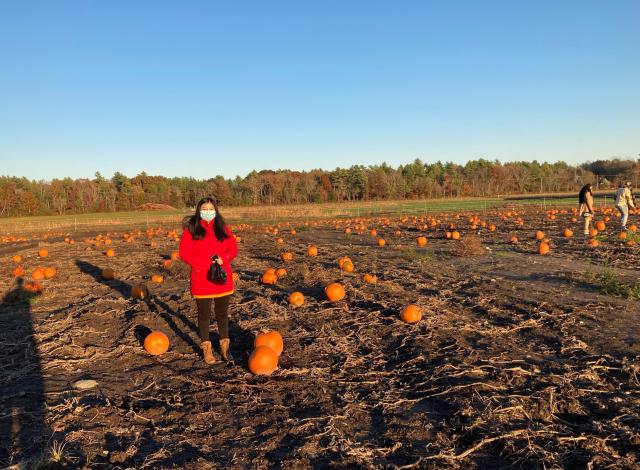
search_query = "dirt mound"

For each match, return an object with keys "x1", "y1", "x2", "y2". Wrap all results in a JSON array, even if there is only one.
[{"x1": 135, "y1": 203, "x2": 178, "y2": 211}]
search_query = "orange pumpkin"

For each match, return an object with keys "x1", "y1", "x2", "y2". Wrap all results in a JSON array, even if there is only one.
[
  {"x1": 325, "y1": 282, "x2": 346, "y2": 302},
  {"x1": 288, "y1": 291, "x2": 305, "y2": 307},
  {"x1": 617, "y1": 231, "x2": 627, "y2": 240},
  {"x1": 162, "y1": 259, "x2": 173, "y2": 268},
  {"x1": 510, "y1": 235, "x2": 519, "y2": 244},
  {"x1": 102, "y1": 268, "x2": 115, "y2": 280},
  {"x1": 38, "y1": 248, "x2": 48, "y2": 258},
  {"x1": 563, "y1": 229, "x2": 573, "y2": 238},
  {"x1": 170, "y1": 250, "x2": 180, "y2": 261},
  {"x1": 276, "y1": 268, "x2": 287, "y2": 278},
  {"x1": 587, "y1": 238, "x2": 600, "y2": 247},
  {"x1": 342, "y1": 260, "x2": 354, "y2": 272},
  {"x1": 589, "y1": 228, "x2": 598, "y2": 237},
  {"x1": 32, "y1": 268, "x2": 45, "y2": 280},
  {"x1": 262, "y1": 271, "x2": 278, "y2": 285},
  {"x1": 363, "y1": 273, "x2": 377, "y2": 284},
  {"x1": 537, "y1": 242, "x2": 550, "y2": 255},
  {"x1": 400, "y1": 304, "x2": 422, "y2": 323},
  {"x1": 248, "y1": 345, "x2": 279, "y2": 375},
  {"x1": 595, "y1": 221, "x2": 606, "y2": 231},
  {"x1": 43, "y1": 266, "x2": 57, "y2": 279},
  {"x1": 535, "y1": 230, "x2": 545, "y2": 240},
  {"x1": 131, "y1": 284, "x2": 149, "y2": 299},
  {"x1": 151, "y1": 274, "x2": 164, "y2": 284},
  {"x1": 11, "y1": 255, "x2": 22, "y2": 263},
  {"x1": 377, "y1": 238, "x2": 386, "y2": 246},
  {"x1": 416, "y1": 236, "x2": 427, "y2": 247},
  {"x1": 254, "y1": 330, "x2": 284, "y2": 356},
  {"x1": 105, "y1": 248, "x2": 115, "y2": 257},
  {"x1": 307, "y1": 245, "x2": 318, "y2": 256},
  {"x1": 24, "y1": 281, "x2": 42, "y2": 293},
  {"x1": 12, "y1": 266, "x2": 25, "y2": 277},
  {"x1": 144, "y1": 331, "x2": 170, "y2": 355},
  {"x1": 281, "y1": 252, "x2": 293, "y2": 262}
]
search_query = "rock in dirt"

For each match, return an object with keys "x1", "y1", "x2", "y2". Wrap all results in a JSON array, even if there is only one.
[{"x1": 73, "y1": 379, "x2": 98, "y2": 390}]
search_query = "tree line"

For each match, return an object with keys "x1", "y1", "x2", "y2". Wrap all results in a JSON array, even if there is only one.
[{"x1": 1, "y1": 158, "x2": 639, "y2": 217}]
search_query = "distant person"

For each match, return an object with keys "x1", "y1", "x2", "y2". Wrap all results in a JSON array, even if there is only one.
[
  {"x1": 179, "y1": 197, "x2": 238, "y2": 364},
  {"x1": 578, "y1": 183, "x2": 595, "y2": 235},
  {"x1": 614, "y1": 181, "x2": 636, "y2": 230}
]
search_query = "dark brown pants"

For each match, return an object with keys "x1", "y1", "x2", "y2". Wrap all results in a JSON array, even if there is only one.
[{"x1": 196, "y1": 294, "x2": 231, "y2": 342}]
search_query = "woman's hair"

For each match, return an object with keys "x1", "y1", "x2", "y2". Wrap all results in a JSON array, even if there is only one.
[
  {"x1": 578, "y1": 184, "x2": 592, "y2": 204},
  {"x1": 182, "y1": 196, "x2": 230, "y2": 241}
]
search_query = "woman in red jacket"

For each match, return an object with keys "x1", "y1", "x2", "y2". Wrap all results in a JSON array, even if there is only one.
[{"x1": 179, "y1": 197, "x2": 238, "y2": 364}]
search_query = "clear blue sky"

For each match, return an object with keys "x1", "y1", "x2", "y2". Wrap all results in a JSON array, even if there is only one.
[{"x1": 1, "y1": 0, "x2": 639, "y2": 181}]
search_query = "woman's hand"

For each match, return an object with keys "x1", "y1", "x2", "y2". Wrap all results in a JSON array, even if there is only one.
[{"x1": 216, "y1": 257, "x2": 224, "y2": 265}]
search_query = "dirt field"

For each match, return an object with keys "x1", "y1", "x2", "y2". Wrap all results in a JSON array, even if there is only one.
[{"x1": 1, "y1": 207, "x2": 640, "y2": 469}]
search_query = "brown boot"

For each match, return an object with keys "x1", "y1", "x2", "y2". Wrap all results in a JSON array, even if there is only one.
[
  {"x1": 200, "y1": 340, "x2": 217, "y2": 364},
  {"x1": 219, "y1": 338, "x2": 233, "y2": 362}
]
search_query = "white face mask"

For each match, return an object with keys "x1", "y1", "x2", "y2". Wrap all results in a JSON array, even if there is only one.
[{"x1": 200, "y1": 209, "x2": 216, "y2": 222}]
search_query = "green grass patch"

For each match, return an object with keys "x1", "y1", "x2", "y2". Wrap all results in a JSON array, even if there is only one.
[{"x1": 585, "y1": 265, "x2": 640, "y2": 300}]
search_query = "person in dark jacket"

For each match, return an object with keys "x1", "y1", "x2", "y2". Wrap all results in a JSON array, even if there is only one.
[{"x1": 179, "y1": 197, "x2": 238, "y2": 364}]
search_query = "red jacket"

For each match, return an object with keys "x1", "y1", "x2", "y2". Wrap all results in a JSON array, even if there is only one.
[{"x1": 179, "y1": 219, "x2": 238, "y2": 298}]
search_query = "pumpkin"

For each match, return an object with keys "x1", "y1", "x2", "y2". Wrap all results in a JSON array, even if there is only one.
[
  {"x1": 288, "y1": 291, "x2": 305, "y2": 307},
  {"x1": 102, "y1": 268, "x2": 115, "y2": 280},
  {"x1": 131, "y1": 284, "x2": 149, "y2": 300},
  {"x1": 151, "y1": 274, "x2": 164, "y2": 284},
  {"x1": 307, "y1": 245, "x2": 318, "y2": 256},
  {"x1": 416, "y1": 236, "x2": 427, "y2": 247},
  {"x1": 276, "y1": 237, "x2": 284, "y2": 244},
  {"x1": 281, "y1": 252, "x2": 293, "y2": 262},
  {"x1": 105, "y1": 248, "x2": 115, "y2": 257},
  {"x1": 377, "y1": 238, "x2": 386, "y2": 246},
  {"x1": 363, "y1": 273, "x2": 377, "y2": 284},
  {"x1": 32, "y1": 268, "x2": 45, "y2": 280},
  {"x1": 170, "y1": 250, "x2": 180, "y2": 261},
  {"x1": 629, "y1": 225, "x2": 638, "y2": 232},
  {"x1": 38, "y1": 248, "x2": 48, "y2": 258},
  {"x1": 24, "y1": 281, "x2": 42, "y2": 293},
  {"x1": 535, "y1": 230, "x2": 545, "y2": 240},
  {"x1": 510, "y1": 235, "x2": 519, "y2": 244},
  {"x1": 589, "y1": 228, "x2": 598, "y2": 237},
  {"x1": 563, "y1": 229, "x2": 573, "y2": 238},
  {"x1": 11, "y1": 255, "x2": 22, "y2": 263},
  {"x1": 262, "y1": 271, "x2": 278, "y2": 285},
  {"x1": 254, "y1": 330, "x2": 284, "y2": 356},
  {"x1": 276, "y1": 268, "x2": 287, "y2": 278},
  {"x1": 338, "y1": 256, "x2": 352, "y2": 269},
  {"x1": 369, "y1": 229, "x2": 377, "y2": 236},
  {"x1": 162, "y1": 259, "x2": 173, "y2": 268},
  {"x1": 325, "y1": 282, "x2": 346, "y2": 302},
  {"x1": 451, "y1": 231, "x2": 460, "y2": 240},
  {"x1": 595, "y1": 221, "x2": 606, "y2": 231},
  {"x1": 400, "y1": 304, "x2": 422, "y2": 323},
  {"x1": 43, "y1": 266, "x2": 57, "y2": 279},
  {"x1": 144, "y1": 331, "x2": 170, "y2": 355},
  {"x1": 617, "y1": 231, "x2": 627, "y2": 240},
  {"x1": 248, "y1": 345, "x2": 279, "y2": 375},
  {"x1": 12, "y1": 266, "x2": 25, "y2": 277},
  {"x1": 587, "y1": 238, "x2": 599, "y2": 247},
  {"x1": 537, "y1": 242, "x2": 550, "y2": 255},
  {"x1": 342, "y1": 260, "x2": 354, "y2": 272}
]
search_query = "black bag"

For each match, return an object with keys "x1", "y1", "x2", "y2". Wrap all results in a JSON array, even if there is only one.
[{"x1": 208, "y1": 255, "x2": 227, "y2": 284}]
